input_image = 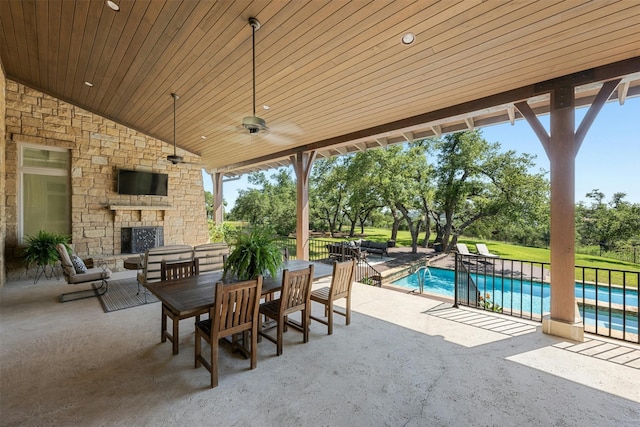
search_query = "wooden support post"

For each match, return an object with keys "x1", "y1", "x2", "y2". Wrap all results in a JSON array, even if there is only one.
[
  {"x1": 292, "y1": 151, "x2": 316, "y2": 261},
  {"x1": 213, "y1": 172, "x2": 224, "y2": 225},
  {"x1": 547, "y1": 88, "x2": 580, "y2": 328},
  {"x1": 516, "y1": 83, "x2": 583, "y2": 340},
  {"x1": 516, "y1": 78, "x2": 621, "y2": 341}
]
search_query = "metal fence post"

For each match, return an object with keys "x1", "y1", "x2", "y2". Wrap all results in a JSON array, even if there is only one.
[{"x1": 453, "y1": 252, "x2": 459, "y2": 308}]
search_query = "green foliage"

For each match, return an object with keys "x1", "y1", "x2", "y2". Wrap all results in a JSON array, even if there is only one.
[
  {"x1": 230, "y1": 170, "x2": 297, "y2": 236},
  {"x1": 223, "y1": 226, "x2": 284, "y2": 280},
  {"x1": 360, "y1": 276, "x2": 373, "y2": 285},
  {"x1": 23, "y1": 230, "x2": 70, "y2": 267},
  {"x1": 307, "y1": 131, "x2": 547, "y2": 253},
  {"x1": 208, "y1": 221, "x2": 236, "y2": 243},
  {"x1": 576, "y1": 190, "x2": 640, "y2": 250},
  {"x1": 478, "y1": 292, "x2": 502, "y2": 313},
  {"x1": 204, "y1": 191, "x2": 214, "y2": 219},
  {"x1": 428, "y1": 130, "x2": 549, "y2": 252}
]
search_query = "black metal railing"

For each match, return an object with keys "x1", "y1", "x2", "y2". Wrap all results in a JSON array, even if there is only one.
[
  {"x1": 575, "y1": 266, "x2": 639, "y2": 342},
  {"x1": 454, "y1": 253, "x2": 478, "y2": 308},
  {"x1": 275, "y1": 236, "x2": 383, "y2": 286},
  {"x1": 355, "y1": 258, "x2": 383, "y2": 287},
  {"x1": 576, "y1": 245, "x2": 639, "y2": 265},
  {"x1": 453, "y1": 253, "x2": 639, "y2": 343}
]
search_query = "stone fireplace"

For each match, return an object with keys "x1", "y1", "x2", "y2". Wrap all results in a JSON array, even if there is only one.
[{"x1": 121, "y1": 226, "x2": 164, "y2": 254}]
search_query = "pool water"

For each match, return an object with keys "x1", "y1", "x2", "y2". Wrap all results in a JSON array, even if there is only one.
[{"x1": 392, "y1": 267, "x2": 639, "y2": 335}]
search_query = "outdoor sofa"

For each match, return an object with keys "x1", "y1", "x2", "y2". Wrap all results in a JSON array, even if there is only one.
[{"x1": 356, "y1": 240, "x2": 389, "y2": 257}]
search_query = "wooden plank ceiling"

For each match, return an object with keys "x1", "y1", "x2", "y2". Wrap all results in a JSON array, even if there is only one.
[{"x1": 2, "y1": 0, "x2": 640, "y2": 176}]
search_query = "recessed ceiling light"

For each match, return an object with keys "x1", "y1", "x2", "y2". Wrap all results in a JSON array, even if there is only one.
[
  {"x1": 106, "y1": 1, "x2": 120, "y2": 12},
  {"x1": 401, "y1": 32, "x2": 415, "y2": 45},
  {"x1": 84, "y1": 81, "x2": 94, "y2": 87},
  {"x1": 200, "y1": 135, "x2": 207, "y2": 139},
  {"x1": 263, "y1": 105, "x2": 270, "y2": 110}
]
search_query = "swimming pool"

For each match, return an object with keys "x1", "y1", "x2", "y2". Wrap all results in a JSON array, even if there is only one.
[{"x1": 392, "y1": 267, "x2": 639, "y2": 335}]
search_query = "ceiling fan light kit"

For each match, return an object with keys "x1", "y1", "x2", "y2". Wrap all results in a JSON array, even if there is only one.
[
  {"x1": 242, "y1": 115, "x2": 268, "y2": 134},
  {"x1": 241, "y1": 17, "x2": 269, "y2": 136}
]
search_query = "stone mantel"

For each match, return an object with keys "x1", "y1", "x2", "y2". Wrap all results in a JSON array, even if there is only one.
[
  {"x1": 108, "y1": 205, "x2": 174, "y2": 212},
  {"x1": 108, "y1": 205, "x2": 174, "y2": 223}
]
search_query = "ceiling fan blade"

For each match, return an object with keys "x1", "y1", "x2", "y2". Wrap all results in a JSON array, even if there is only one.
[
  {"x1": 262, "y1": 132, "x2": 293, "y2": 146},
  {"x1": 269, "y1": 121, "x2": 303, "y2": 136}
]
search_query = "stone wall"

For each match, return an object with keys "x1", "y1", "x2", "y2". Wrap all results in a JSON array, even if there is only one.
[
  {"x1": 1, "y1": 66, "x2": 6, "y2": 287},
  {"x1": 3, "y1": 80, "x2": 209, "y2": 281}
]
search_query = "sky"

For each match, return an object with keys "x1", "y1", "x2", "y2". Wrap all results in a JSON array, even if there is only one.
[{"x1": 204, "y1": 96, "x2": 640, "y2": 209}]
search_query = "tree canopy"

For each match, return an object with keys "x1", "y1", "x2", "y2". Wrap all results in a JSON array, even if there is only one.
[
  {"x1": 229, "y1": 170, "x2": 296, "y2": 236},
  {"x1": 229, "y1": 130, "x2": 553, "y2": 252},
  {"x1": 576, "y1": 190, "x2": 640, "y2": 250}
]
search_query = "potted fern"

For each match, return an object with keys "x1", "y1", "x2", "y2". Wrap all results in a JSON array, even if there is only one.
[
  {"x1": 22, "y1": 230, "x2": 70, "y2": 282},
  {"x1": 223, "y1": 226, "x2": 284, "y2": 280}
]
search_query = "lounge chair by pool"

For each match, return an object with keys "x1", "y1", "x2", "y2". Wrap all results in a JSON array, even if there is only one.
[
  {"x1": 476, "y1": 243, "x2": 499, "y2": 258},
  {"x1": 456, "y1": 243, "x2": 473, "y2": 255}
]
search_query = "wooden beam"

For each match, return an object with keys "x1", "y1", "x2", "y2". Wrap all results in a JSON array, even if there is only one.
[
  {"x1": 514, "y1": 101, "x2": 551, "y2": 159},
  {"x1": 464, "y1": 117, "x2": 474, "y2": 130},
  {"x1": 430, "y1": 125, "x2": 442, "y2": 137},
  {"x1": 617, "y1": 80, "x2": 630, "y2": 105},
  {"x1": 575, "y1": 78, "x2": 621, "y2": 154},
  {"x1": 401, "y1": 131, "x2": 414, "y2": 142},
  {"x1": 355, "y1": 142, "x2": 367, "y2": 151},
  {"x1": 376, "y1": 137, "x2": 388, "y2": 147},
  {"x1": 507, "y1": 105, "x2": 516, "y2": 125}
]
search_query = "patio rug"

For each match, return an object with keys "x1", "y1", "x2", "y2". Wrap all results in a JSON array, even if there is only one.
[{"x1": 94, "y1": 278, "x2": 158, "y2": 313}]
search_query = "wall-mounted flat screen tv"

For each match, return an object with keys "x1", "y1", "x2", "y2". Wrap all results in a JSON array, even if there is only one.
[{"x1": 117, "y1": 169, "x2": 168, "y2": 196}]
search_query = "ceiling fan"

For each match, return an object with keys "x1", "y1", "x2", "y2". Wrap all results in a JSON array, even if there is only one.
[
  {"x1": 241, "y1": 17, "x2": 269, "y2": 135},
  {"x1": 167, "y1": 92, "x2": 184, "y2": 164},
  {"x1": 235, "y1": 17, "x2": 303, "y2": 146}
]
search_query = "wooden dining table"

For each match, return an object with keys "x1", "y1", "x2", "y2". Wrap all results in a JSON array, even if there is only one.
[{"x1": 145, "y1": 260, "x2": 334, "y2": 355}]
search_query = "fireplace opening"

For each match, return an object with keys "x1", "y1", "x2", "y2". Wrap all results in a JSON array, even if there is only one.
[{"x1": 121, "y1": 226, "x2": 164, "y2": 254}]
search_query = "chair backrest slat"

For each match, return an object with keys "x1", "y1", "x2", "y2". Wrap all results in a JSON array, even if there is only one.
[
  {"x1": 213, "y1": 277, "x2": 263, "y2": 338},
  {"x1": 331, "y1": 258, "x2": 356, "y2": 299},
  {"x1": 161, "y1": 258, "x2": 199, "y2": 281},
  {"x1": 280, "y1": 265, "x2": 314, "y2": 316}
]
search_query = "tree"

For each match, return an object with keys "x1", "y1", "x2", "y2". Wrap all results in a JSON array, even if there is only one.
[
  {"x1": 368, "y1": 143, "x2": 434, "y2": 253},
  {"x1": 428, "y1": 130, "x2": 549, "y2": 252},
  {"x1": 341, "y1": 153, "x2": 384, "y2": 236},
  {"x1": 204, "y1": 191, "x2": 214, "y2": 220},
  {"x1": 231, "y1": 187, "x2": 268, "y2": 226},
  {"x1": 310, "y1": 158, "x2": 349, "y2": 235},
  {"x1": 576, "y1": 190, "x2": 640, "y2": 249}
]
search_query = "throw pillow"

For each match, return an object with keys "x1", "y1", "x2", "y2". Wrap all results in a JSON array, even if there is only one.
[{"x1": 71, "y1": 254, "x2": 87, "y2": 274}]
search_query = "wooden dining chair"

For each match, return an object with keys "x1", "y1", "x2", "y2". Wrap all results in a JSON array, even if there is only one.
[
  {"x1": 195, "y1": 276, "x2": 263, "y2": 388},
  {"x1": 160, "y1": 258, "x2": 199, "y2": 280},
  {"x1": 160, "y1": 258, "x2": 205, "y2": 355},
  {"x1": 258, "y1": 265, "x2": 314, "y2": 356},
  {"x1": 310, "y1": 258, "x2": 356, "y2": 335}
]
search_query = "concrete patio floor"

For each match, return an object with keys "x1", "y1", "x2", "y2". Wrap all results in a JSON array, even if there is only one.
[{"x1": 1, "y1": 270, "x2": 639, "y2": 426}]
